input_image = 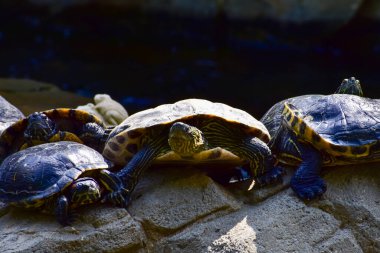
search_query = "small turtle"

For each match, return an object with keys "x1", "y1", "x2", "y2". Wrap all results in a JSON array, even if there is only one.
[
  {"x1": 0, "y1": 108, "x2": 109, "y2": 160},
  {"x1": 0, "y1": 95, "x2": 24, "y2": 135},
  {"x1": 102, "y1": 98, "x2": 283, "y2": 205},
  {"x1": 0, "y1": 141, "x2": 129, "y2": 226},
  {"x1": 260, "y1": 77, "x2": 379, "y2": 200}
]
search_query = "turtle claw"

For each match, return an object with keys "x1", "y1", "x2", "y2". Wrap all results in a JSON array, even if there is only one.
[
  {"x1": 256, "y1": 166, "x2": 284, "y2": 186},
  {"x1": 291, "y1": 176, "x2": 326, "y2": 200},
  {"x1": 102, "y1": 189, "x2": 131, "y2": 208},
  {"x1": 67, "y1": 211, "x2": 80, "y2": 225}
]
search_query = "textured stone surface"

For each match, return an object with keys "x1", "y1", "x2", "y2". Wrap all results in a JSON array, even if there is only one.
[
  {"x1": 0, "y1": 79, "x2": 91, "y2": 115},
  {"x1": 0, "y1": 81, "x2": 379, "y2": 252},
  {"x1": 128, "y1": 167, "x2": 242, "y2": 234},
  {"x1": 28, "y1": 0, "x2": 364, "y2": 23},
  {"x1": 0, "y1": 206, "x2": 147, "y2": 253}
]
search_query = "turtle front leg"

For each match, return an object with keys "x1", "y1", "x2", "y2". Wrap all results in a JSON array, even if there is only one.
[
  {"x1": 235, "y1": 137, "x2": 284, "y2": 185},
  {"x1": 80, "y1": 122, "x2": 108, "y2": 152},
  {"x1": 98, "y1": 170, "x2": 131, "y2": 208},
  {"x1": 290, "y1": 142, "x2": 326, "y2": 200},
  {"x1": 202, "y1": 122, "x2": 283, "y2": 185},
  {"x1": 105, "y1": 137, "x2": 170, "y2": 207},
  {"x1": 55, "y1": 195, "x2": 72, "y2": 226}
]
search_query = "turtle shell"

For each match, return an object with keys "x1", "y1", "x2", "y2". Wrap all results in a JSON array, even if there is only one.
[
  {"x1": 0, "y1": 141, "x2": 111, "y2": 208},
  {"x1": 281, "y1": 94, "x2": 380, "y2": 158},
  {"x1": 0, "y1": 108, "x2": 104, "y2": 159},
  {"x1": 0, "y1": 96, "x2": 24, "y2": 135},
  {"x1": 103, "y1": 98, "x2": 269, "y2": 165}
]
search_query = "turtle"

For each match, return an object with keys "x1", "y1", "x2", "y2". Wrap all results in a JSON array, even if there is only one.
[
  {"x1": 0, "y1": 141, "x2": 129, "y2": 226},
  {"x1": 102, "y1": 98, "x2": 284, "y2": 205},
  {"x1": 260, "y1": 76, "x2": 379, "y2": 200},
  {"x1": 0, "y1": 95, "x2": 25, "y2": 135},
  {"x1": 0, "y1": 108, "x2": 110, "y2": 161}
]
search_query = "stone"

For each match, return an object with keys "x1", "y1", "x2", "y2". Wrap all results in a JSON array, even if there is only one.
[
  {"x1": 315, "y1": 163, "x2": 380, "y2": 252},
  {"x1": 0, "y1": 95, "x2": 25, "y2": 134},
  {"x1": 128, "y1": 166, "x2": 242, "y2": 235},
  {"x1": 223, "y1": 0, "x2": 363, "y2": 23},
  {"x1": 0, "y1": 79, "x2": 91, "y2": 115},
  {"x1": 27, "y1": 0, "x2": 364, "y2": 23},
  {"x1": 357, "y1": 0, "x2": 380, "y2": 20},
  {"x1": 157, "y1": 191, "x2": 361, "y2": 252},
  {"x1": 0, "y1": 205, "x2": 148, "y2": 253}
]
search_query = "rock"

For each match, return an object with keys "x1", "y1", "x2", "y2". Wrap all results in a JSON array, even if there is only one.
[
  {"x1": 128, "y1": 166, "x2": 242, "y2": 235},
  {"x1": 223, "y1": 0, "x2": 363, "y2": 23},
  {"x1": 0, "y1": 206, "x2": 147, "y2": 253},
  {"x1": 158, "y1": 191, "x2": 362, "y2": 252},
  {"x1": 357, "y1": 0, "x2": 380, "y2": 20},
  {"x1": 0, "y1": 78, "x2": 59, "y2": 93},
  {"x1": 1, "y1": 160, "x2": 379, "y2": 252},
  {"x1": 315, "y1": 163, "x2": 380, "y2": 252},
  {"x1": 76, "y1": 94, "x2": 128, "y2": 126},
  {"x1": 27, "y1": 0, "x2": 363, "y2": 23},
  {"x1": 0, "y1": 95, "x2": 25, "y2": 134},
  {"x1": 0, "y1": 79, "x2": 92, "y2": 115}
]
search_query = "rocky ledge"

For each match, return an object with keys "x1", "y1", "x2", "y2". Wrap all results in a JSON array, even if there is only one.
[{"x1": 0, "y1": 79, "x2": 379, "y2": 252}]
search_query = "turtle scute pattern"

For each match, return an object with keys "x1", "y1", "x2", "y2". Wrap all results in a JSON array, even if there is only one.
[
  {"x1": 0, "y1": 108, "x2": 106, "y2": 160},
  {"x1": 283, "y1": 94, "x2": 380, "y2": 159},
  {"x1": 0, "y1": 141, "x2": 110, "y2": 207},
  {"x1": 104, "y1": 98, "x2": 270, "y2": 164}
]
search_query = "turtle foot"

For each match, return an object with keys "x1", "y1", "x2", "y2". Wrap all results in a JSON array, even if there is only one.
[
  {"x1": 291, "y1": 176, "x2": 326, "y2": 200},
  {"x1": 256, "y1": 166, "x2": 284, "y2": 186},
  {"x1": 102, "y1": 188, "x2": 131, "y2": 208}
]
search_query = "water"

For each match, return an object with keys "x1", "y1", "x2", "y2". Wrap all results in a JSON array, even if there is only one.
[{"x1": 0, "y1": 2, "x2": 379, "y2": 118}]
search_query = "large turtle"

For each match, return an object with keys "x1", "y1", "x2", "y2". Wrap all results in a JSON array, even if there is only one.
[
  {"x1": 0, "y1": 108, "x2": 110, "y2": 161},
  {"x1": 260, "y1": 77, "x2": 378, "y2": 200},
  {"x1": 0, "y1": 95, "x2": 25, "y2": 135},
  {"x1": 102, "y1": 98, "x2": 283, "y2": 205},
  {"x1": 0, "y1": 141, "x2": 128, "y2": 226}
]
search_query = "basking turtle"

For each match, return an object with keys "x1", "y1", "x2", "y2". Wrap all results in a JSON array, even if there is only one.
[
  {"x1": 102, "y1": 98, "x2": 283, "y2": 205},
  {"x1": 0, "y1": 95, "x2": 24, "y2": 135},
  {"x1": 0, "y1": 108, "x2": 109, "y2": 160},
  {"x1": 260, "y1": 77, "x2": 379, "y2": 200},
  {"x1": 0, "y1": 141, "x2": 129, "y2": 226}
]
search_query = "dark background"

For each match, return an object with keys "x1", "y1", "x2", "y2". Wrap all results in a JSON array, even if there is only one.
[{"x1": 0, "y1": 1, "x2": 379, "y2": 118}]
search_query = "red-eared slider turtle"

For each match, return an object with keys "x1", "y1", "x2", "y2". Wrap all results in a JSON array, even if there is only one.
[
  {"x1": 0, "y1": 141, "x2": 129, "y2": 226},
  {"x1": 0, "y1": 95, "x2": 24, "y2": 134},
  {"x1": 260, "y1": 77, "x2": 377, "y2": 200},
  {"x1": 102, "y1": 98, "x2": 283, "y2": 205},
  {"x1": 0, "y1": 108, "x2": 109, "y2": 160}
]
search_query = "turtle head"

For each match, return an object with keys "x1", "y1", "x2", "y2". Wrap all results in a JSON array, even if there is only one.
[
  {"x1": 68, "y1": 177, "x2": 101, "y2": 207},
  {"x1": 335, "y1": 77, "x2": 363, "y2": 96},
  {"x1": 168, "y1": 122, "x2": 208, "y2": 158},
  {"x1": 24, "y1": 112, "x2": 57, "y2": 141}
]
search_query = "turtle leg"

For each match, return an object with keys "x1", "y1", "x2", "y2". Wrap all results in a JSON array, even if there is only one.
[
  {"x1": 55, "y1": 195, "x2": 72, "y2": 226},
  {"x1": 79, "y1": 122, "x2": 107, "y2": 152},
  {"x1": 201, "y1": 121, "x2": 283, "y2": 185},
  {"x1": 108, "y1": 135, "x2": 170, "y2": 206},
  {"x1": 290, "y1": 141, "x2": 326, "y2": 200},
  {"x1": 98, "y1": 170, "x2": 131, "y2": 208}
]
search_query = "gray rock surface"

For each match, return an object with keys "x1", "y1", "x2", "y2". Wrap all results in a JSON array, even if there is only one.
[
  {"x1": 28, "y1": 0, "x2": 364, "y2": 23},
  {"x1": 1, "y1": 163, "x2": 379, "y2": 252},
  {"x1": 0, "y1": 79, "x2": 92, "y2": 115},
  {"x1": 0, "y1": 79, "x2": 379, "y2": 252}
]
